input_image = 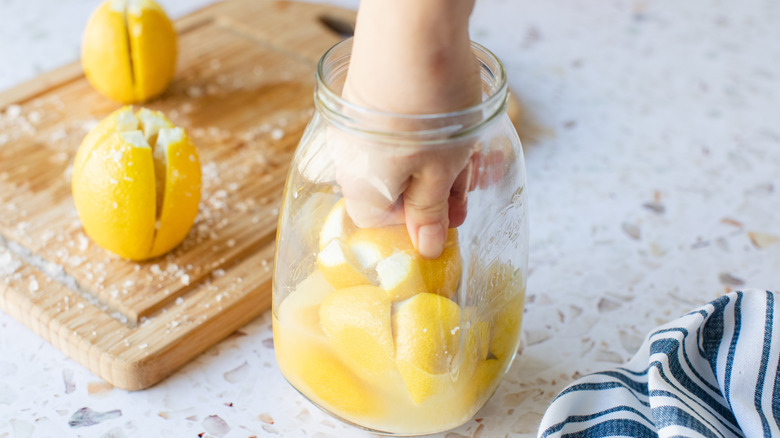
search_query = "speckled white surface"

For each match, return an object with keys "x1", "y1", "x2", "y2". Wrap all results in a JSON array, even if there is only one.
[{"x1": 2, "y1": 0, "x2": 780, "y2": 437}]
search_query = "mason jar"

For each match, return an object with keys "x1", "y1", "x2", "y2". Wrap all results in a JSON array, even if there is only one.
[{"x1": 272, "y1": 38, "x2": 528, "y2": 435}]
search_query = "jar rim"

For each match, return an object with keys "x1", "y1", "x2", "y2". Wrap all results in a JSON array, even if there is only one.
[{"x1": 314, "y1": 38, "x2": 509, "y2": 141}]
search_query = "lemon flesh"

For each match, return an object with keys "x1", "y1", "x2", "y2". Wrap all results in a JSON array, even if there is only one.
[{"x1": 72, "y1": 106, "x2": 201, "y2": 260}]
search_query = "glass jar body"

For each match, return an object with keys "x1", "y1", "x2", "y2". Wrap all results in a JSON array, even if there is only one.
[{"x1": 272, "y1": 39, "x2": 528, "y2": 436}]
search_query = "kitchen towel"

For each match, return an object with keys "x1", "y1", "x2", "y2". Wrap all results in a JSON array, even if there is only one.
[{"x1": 537, "y1": 289, "x2": 780, "y2": 438}]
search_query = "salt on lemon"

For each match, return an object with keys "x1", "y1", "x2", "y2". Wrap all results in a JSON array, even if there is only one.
[
  {"x1": 72, "y1": 106, "x2": 201, "y2": 260},
  {"x1": 82, "y1": 0, "x2": 177, "y2": 103}
]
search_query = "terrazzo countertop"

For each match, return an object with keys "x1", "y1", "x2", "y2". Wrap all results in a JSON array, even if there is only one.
[{"x1": 2, "y1": 0, "x2": 780, "y2": 436}]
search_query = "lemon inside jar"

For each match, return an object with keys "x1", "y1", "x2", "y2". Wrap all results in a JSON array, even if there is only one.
[{"x1": 273, "y1": 199, "x2": 526, "y2": 434}]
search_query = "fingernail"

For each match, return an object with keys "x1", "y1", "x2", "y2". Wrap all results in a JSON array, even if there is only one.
[{"x1": 417, "y1": 223, "x2": 445, "y2": 259}]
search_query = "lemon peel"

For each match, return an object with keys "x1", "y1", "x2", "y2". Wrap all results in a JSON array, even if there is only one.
[
  {"x1": 72, "y1": 106, "x2": 201, "y2": 260},
  {"x1": 393, "y1": 293, "x2": 462, "y2": 403},
  {"x1": 82, "y1": 0, "x2": 177, "y2": 103},
  {"x1": 319, "y1": 285, "x2": 395, "y2": 379}
]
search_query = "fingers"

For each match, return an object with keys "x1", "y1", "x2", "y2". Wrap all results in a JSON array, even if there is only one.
[
  {"x1": 448, "y1": 162, "x2": 472, "y2": 228},
  {"x1": 403, "y1": 165, "x2": 459, "y2": 259},
  {"x1": 331, "y1": 129, "x2": 410, "y2": 228}
]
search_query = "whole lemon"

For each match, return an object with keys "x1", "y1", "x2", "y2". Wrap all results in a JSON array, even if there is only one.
[
  {"x1": 82, "y1": 0, "x2": 177, "y2": 103},
  {"x1": 72, "y1": 107, "x2": 201, "y2": 260}
]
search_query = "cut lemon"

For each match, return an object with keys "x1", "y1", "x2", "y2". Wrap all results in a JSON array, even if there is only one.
[
  {"x1": 276, "y1": 270, "x2": 334, "y2": 332},
  {"x1": 489, "y1": 291, "x2": 525, "y2": 361},
  {"x1": 349, "y1": 226, "x2": 461, "y2": 301},
  {"x1": 375, "y1": 251, "x2": 427, "y2": 301},
  {"x1": 393, "y1": 293, "x2": 462, "y2": 403},
  {"x1": 82, "y1": 0, "x2": 177, "y2": 103},
  {"x1": 317, "y1": 239, "x2": 371, "y2": 289},
  {"x1": 319, "y1": 199, "x2": 356, "y2": 250},
  {"x1": 72, "y1": 106, "x2": 201, "y2": 260},
  {"x1": 273, "y1": 326, "x2": 381, "y2": 418},
  {"x1": 319, "y1": 285, "x2": 395, "y2": 378}
]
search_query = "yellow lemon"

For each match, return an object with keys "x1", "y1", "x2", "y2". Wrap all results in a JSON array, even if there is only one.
[
  {"x1": 457, "y1": 313, "x2": 491, "y2": 380},
  {"x1": 459, "y1": 358, "x2": 504, "y2": 415},
  {"x1": 489, "y1": 291, "x2": 525, "y2": 361},
  {"x1": 349, "y1": 226, "x2": 461, "y2": 301},
  {"x1": 317, "y1": 200, "x2": 370, "y2": 288},
  {"x1": 82, "y1": 0, "x2": 177, "y2": 103},
  {"x1": 276, "y1": 270, "x2": 335, "y2": 332},
  {"x1": 317, "y1": 239, "x2": 371, "y2": 289},
  {"x1": 375, "y1": 251, "x2": 427, "y2": 302},
  {"x1": 393, "y1": 293, "x2": 462, "y2": 404},
  {"x1": 319, "y1": 285, "x2": 395, "y2": 379},
  {"x1": 72, "y1": 106, "x2": 201, "y2": 260},
  {"x1": 273, "y1": 325, "x2": 380, "y2": 418},
  {"x1": 318, "y1": 199, "x2": 356, "y2": 250}
]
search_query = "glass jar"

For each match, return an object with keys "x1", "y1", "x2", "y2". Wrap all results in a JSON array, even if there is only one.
[{"x1": 272, "y1": 38, "x2": 528, "y2": 436}]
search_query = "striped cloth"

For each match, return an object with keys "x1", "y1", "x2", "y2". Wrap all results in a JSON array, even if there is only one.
[{"x1": 538, "y1": 290, "x2": 780, "y2": 438}]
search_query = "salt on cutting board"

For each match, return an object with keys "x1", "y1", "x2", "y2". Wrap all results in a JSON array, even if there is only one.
[{"x1": 0, "y1": 0, "x2": 524, "y2": 390}]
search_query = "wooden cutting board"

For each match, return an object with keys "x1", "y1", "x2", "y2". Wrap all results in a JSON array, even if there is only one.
[{"x1": 0, "y1": 0, "x2": 524, "y2": 391}]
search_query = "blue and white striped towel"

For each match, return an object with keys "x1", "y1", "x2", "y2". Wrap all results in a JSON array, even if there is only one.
[{"x1": 538, "y1": 290, "x2": 780, "y2": 438}]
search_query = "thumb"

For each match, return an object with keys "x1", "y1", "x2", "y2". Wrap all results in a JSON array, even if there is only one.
[{"x1": 403, "y1": 170, "x2": 454, "y2": 259}]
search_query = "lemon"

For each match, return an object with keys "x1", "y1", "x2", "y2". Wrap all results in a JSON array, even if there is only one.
[
  {"x1": 348, "y1": 225, "x2": 461, "y2": 301},
  {"x1": 274, "y1": 272, "x2": 380, "y2": 418},
  {"x1": 316, "y1": 200, "x2": 370, "y2": 288},
  {"x1": 319, "y1": 285, "x2": 395, "y2": 379},
  {"x1": 375, "y1": 251, "x2": 427, "y2": 302},
  {"x1": 82, "y1": 0, "x2": 177, "y2": 103},
  {"x1": 318, "y1": 199, "x2": 356, "y2": 250},
  {"x1": 393, "y1": 293, "x2": 462, "y2": 403},
  {"x1": 72, "y1": 106, "x2": 201, "y2": 260},
  {"x1": 316, "y1": 200, "x2": 462, "y2": 299},
  {"x1": 459, "y1": 358, "x2": 504, "y2": 415},
  {"x1": 457, "y1": 314, "x2": 490, "y2": 380},
  {"x1": 489, "y1": 292, "x2": 525, "y2": 361},
  {"x1": 276, "y1": 270, "x2": 335, "y2": 332},
  {"x1": 273, "y1": 325, "x2": 381, "y2": 418},
  {"x1": 317, "y1": 239, "x2": 371, "y2": 289}
]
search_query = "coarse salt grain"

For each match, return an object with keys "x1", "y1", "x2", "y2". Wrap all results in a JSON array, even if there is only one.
[
  {"x1": 77, "y1": 235, "x2": 89, "y2": 251},
  {"x1": 181, "y1": 274, "x2": 190, "y2": 285},
  {"x1": 6, "y1": 104, "x2": 21, "y2": 119},
  {"x1": 29, "y1": 277, "x2": 39, "y2": 292},
  {"x1": 175, "y1": 297, "x2": 184, "y2": 305},
  {"x1": 27, "y1": 110, "x2": 41, "y2": 124},
  {"x1": 270, "y1": 128, "x2": 284, "y2": 140}
]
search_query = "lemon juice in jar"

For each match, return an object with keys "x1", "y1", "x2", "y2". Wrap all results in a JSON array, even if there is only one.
[{"x1": 273, "y1": 38, "x2": 528, "y2": 435}]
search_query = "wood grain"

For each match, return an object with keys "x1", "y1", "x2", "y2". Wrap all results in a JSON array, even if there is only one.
[{"x1": 0, "y1": 0, "x2": 352, "y2": 391}]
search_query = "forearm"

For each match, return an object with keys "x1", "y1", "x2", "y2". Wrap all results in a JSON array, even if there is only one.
[{"x1": 344, "y1": 0, "x2": 480, "y2": 114}]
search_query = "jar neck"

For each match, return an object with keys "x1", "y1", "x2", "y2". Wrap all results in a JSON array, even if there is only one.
[{"x1": 314, "y1": 38, "x2": 509, "y2": 144}]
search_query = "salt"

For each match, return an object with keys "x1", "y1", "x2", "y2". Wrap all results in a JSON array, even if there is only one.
[{"x1": 6, "y1": 104, "x2": 21, "y2": 119}]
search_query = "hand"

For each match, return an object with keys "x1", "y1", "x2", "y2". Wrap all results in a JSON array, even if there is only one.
[{"x1": 334, "y1": 0, "x2": 481, "y2": 259}]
